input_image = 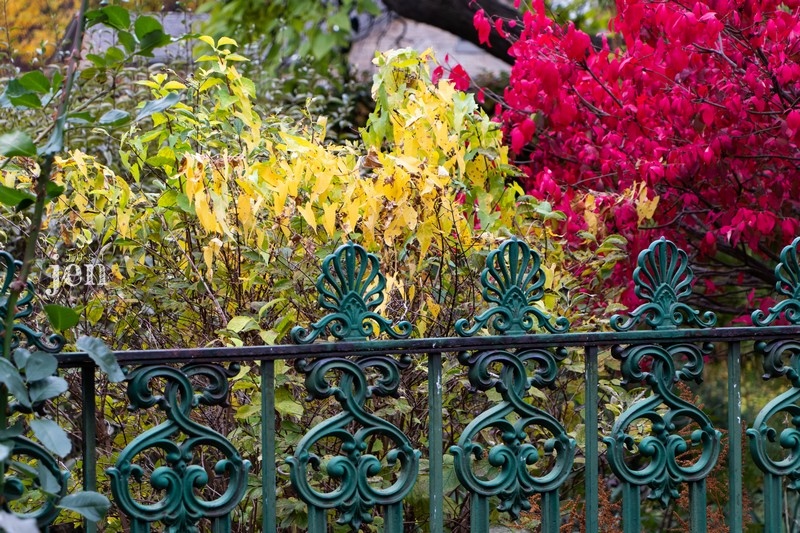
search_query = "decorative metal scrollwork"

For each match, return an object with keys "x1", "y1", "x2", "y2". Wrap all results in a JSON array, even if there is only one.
[
  {"x1": 286, "y1": 355, "x2": 420, "y2": 529},
  {"x1": 606, "y1": 238, "x2": 719, "y2": 508},
  {"x1": 455, "y1": 237, "x2": 569, "y2": 336},
  {"x1": 748, "y1": 238, "x2": 800, "y2": 491},
  {"x1": 288, "y1": 243, "x2": 419, "y2": 529},
  {"x1": 604, "y1": 342, "x2": 720, "y2": 507},
  {"x1": 3, "y1": 435, "x2": 69, "y2": 527},
  {"x1": 752, "y1": 236, "x2": 800, "y2": 326},
  {"x1": 610, "y1": 238, "x2": 716, "y2": 331},
  {"x1": 451, "y1": 238, "x2": 574, "y2": 520},
  {"x1": 107, "y1": 363, "x2": 251, "y2": 532},
  {"x1": 450, "y1": 347, "x2": 575, "y2": 519},
  {"x1": 291, "y1": 242, "x2": 412, "y2": 343},
  {"x1": 747, "y1": 339, "x2": 800, "y2": 487},
  {"x1": 0, "y1": 252, "x2": 69, "y2": 527},
  {"x1": 0, "y1": 251, "x2": 64, "y2": 352}
]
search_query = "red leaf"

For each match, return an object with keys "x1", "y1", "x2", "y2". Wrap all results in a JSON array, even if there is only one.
[
  {"x1": 787, "y1": 110, "x2": 800, "y2": 131},
  {"x1": 448, "y1": 64, "x2": 471, "y2": 91},
  {"x1": 473, "y1": 9, "x2": 492, "y2": 46},
  {"x1": 495, "y1": 18, "x2": 507, "y2": 39}
]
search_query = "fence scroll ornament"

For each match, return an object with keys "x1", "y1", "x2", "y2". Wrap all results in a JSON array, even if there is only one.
[
  {"x1": 288, "y1": 243, "x2": 420, "y2": 530},
  {"x1": 748, "y1": 238, "x2": 800, "y2": 512},
  {"x1": 0, "y1": 251, "x2": 65, "y2": 353},
  {"x1": 0, "y1": 251, "x2": 70, "y2": 527},
  {"x1": 290, "y1": 242, "x2": 412, "y2": 343},
  {"x1": 106, "y1": 363, "x2": 251, "y2": 532},
  {"x1": 451, "y1": 238, "x2": 575, "y2": 524},
  {"x1": 605, "y1": 239, "x2": 720, "y2": 515}
]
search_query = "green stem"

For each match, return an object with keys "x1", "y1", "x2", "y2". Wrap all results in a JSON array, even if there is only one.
[{"x1": 0, "y1": 0, "x2": 89, "y2": 504}]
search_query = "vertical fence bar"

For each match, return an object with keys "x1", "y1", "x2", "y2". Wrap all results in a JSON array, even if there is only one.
[
  {"x1": 726, "y1": 341, "x2": 742, "y2": 532},
  {"x1": 585, "y1": 346, "x2": 599, "y2": 532},
  {"x1": 541, "y1": 490, "x2": 560, "y2": 532},
  {"x1": 81, "y1": 364, "x2": 97, "y2": 533},
  {"x1": 622, "y1": 483, "x2": 640, "y2": 533},
  {"x1": 428, "y1": 352, "x2": 443, "y2": 532},
  {"x1": 308, "y1": 506, "x2": 327, "y2": 532},
  {"x1": 261, "y1": 360, "x2": 276, "y2": 532},
  {"x1": 689, "y1": 479, "x2": 707, "y2": 532},
  {"x1": 764, "y1": 473, "x2": 783, "y2": 531},
  {"x1": 385, "y1": 503, "x2": 404, "y2": 533},
  {"x1": 470, "y1": 494, "x2": 489, "y2": 533}
]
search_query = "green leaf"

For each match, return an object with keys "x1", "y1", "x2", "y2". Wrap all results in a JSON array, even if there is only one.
[
  {"x1": 105, "y1": 46, "x2": 125, "y2": 64},
  {"x1": 0, "y1": 358, "x2": 30, "y2": 407},
  {"x1": 311, "y1": 31, "x2": 337, "y2": 61},
  {"x1": 38, "y1": 463, "x2": 62, "y2": 495},
  {"x1": 45, "y1": 181, "x2": 65, "y2": 202},
  {"x1": 134, "y1": 15, "x2": 162, "y2": 40},
  {"x1": 227, "y1": 316, "x2": 259, "y2": 333},
  {"x1": 18, "y1": 71, "x2": 50, "y2": 94},
  {"x1": 29, "y1": 418, "x2": 71, "y2": 458},
  {"x1": 0, "y1": 511, "x2": 38, "y2": 533},
  {"x1": 0, "y1": 131, "x2": 36, "y2": 157},
  {"x1": 235, "y1": 404, "x2": 261, "y2": 419},
  {"x1": 24, "y1": 352, "x2": 59, "y2": 382},
  {"x1": 28, "y1": 376, "x2": 68, "y2": 403},
  {"x1": 0, "y1": 442, "x2": 10, "y2": 462},
  {"x1": 67, "y1": 111, "x2": 93, "y2": 125},
  {"x1": 275, "y1": 387, "x2": 304, "y2": 417},
  {"x1": 44, "y1": 304, "x2": 80, "y2": 331},
  {"x1": 51, "y1": 71, "x2": 63, "y2": 92},
  {"x1": 12, "y1": 348, "x2": 30, "y2": 370},
  {"x1": 101, "y1": 5, "x2": 130, "y2": 30},
  {"x1": 38, "y1": 117, "x2": 64, "y2": 156},
  {"x1": 118, "y1": 31, "x2": 136, "y2": 54},
  {"x1": 0, "y1": 184, "x2": 36, "y2": 208},
  {"x1": 85, "y1": 54, "x2": 106, "y2": 67},
  {"x1": 58, "y1": 492, "x2": 110, "y2": 522},
  {"x1": 98, "y1": 109, "x2": 130, "y2": 126},
  {"x1": 76, "y1": 336, "x2": 125, "y2": 382},
  {"x1": 4, "y1": 80, "x2": 41, "y2": 109},
  {"x1": 0, "y1": 422, "x2": 23, "y2": 440},
  {"x1": 135, "y1": 92, "x2": 180, "y2": 122},
  {"x1": 137, "y1": 30, "x2": 171, "y2": 56}
]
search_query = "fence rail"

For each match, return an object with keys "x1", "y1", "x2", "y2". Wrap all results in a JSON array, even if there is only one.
[{"x1": 6, "y1": 235, "x2": 800, "y2": 531}]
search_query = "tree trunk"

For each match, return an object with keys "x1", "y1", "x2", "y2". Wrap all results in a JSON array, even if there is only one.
[{"x1": 381, "y1": 0, "x2": 519, "y2": 65}]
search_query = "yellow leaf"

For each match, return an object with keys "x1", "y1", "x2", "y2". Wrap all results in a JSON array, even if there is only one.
[
  {"x1": 636, "y1": 187, "x2": 659, "y2": 224},
  {"x1": 110, "y1": 264, "x2": 123, "y2": 280},
  {"x1": 426, "y1": 296, "x2": 441, "y2": 319},
  {"x1": 416, "y1": 219, "x2": 435, "y2": 263},
  {"x1": 585, "y1": 210, "x2": 598, "y2": 236},
  {"x1": 198, "y1": 35, "x2": 216, "y2": 48},
  {"x1": 116, "y1": 209, "x2": 130, "y2": 238},
  {"x1": 226, "y1": 53, "x2": 249, "y2": 62},
  {"x1": 195, "y1": 193, "x2": 221, "y2": 233},
  {"x1": 217, "y1": 36, "x2": 238, "y2": 47},
  {"x1": 297, "y1": 202, "x2": 317, "y2": 231},
  {"x1": 237, "y1": 194, "x2": 254, "y2": 231},
  {"x1": 203, "y1": 238, "x2": 223, "y2": 281},
  {"x1": 279, "y1": 132, "x2": 314, "y2": 153},
  {"x1": 163, "y1": 81, "x2": 187, "y2": 91},
  {"x1": 322, "y1": 203, "x2": 338, "y2": 237},
  {"x1": 541, "y1": 263, "x2": 556, "y2": 291}
]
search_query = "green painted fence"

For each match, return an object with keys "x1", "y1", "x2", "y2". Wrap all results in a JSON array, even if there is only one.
[{"x1": 8, "y1": 235, "x2": 800, "y2": 531}]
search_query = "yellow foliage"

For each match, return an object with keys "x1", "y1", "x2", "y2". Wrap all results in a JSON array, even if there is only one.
[
  {"x1": 1, "y1": 0, "x2": 79, "y2": 65},
  {"x1": 9, "y1": 43, "x2": 618, "y2": 346}
]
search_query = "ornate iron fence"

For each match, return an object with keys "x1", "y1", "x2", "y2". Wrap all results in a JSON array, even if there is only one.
[{"x1": 8, "y1": 235, "x2": 800, "y2": 531}]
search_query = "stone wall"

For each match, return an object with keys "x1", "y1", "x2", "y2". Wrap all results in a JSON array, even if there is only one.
[
  {"x1": 349, "y1": 12, "x2": 509, "y2": 75},
  {"x1": 84, "y1": 10, "x2": 510, "y2": 76}
]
